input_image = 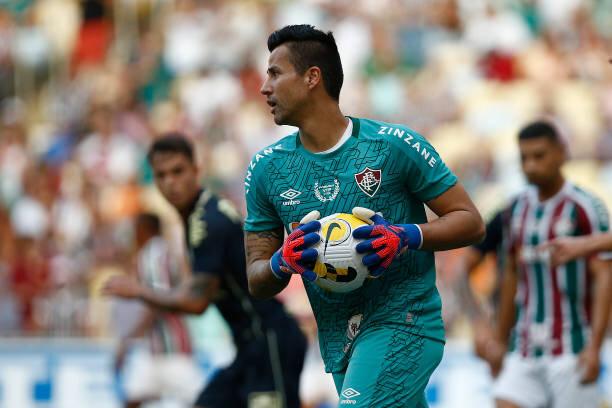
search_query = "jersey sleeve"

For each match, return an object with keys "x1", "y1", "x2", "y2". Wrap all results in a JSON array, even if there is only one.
[
  {"x1": 578, "y1": 195, "x2": 611, "y2": 260},
  {"x1": 189, "y1": 210, "x2": 230, "y2": 276},
  {"x1": 244, "y1": 158, "x2": 283, "y2": 232},
  {"x1": 394, "y1": 128, "x2": 458, "y2": 202}
]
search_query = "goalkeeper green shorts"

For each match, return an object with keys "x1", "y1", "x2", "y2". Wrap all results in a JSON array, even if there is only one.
[{"x1": 332, "y1": 324, "x2": 443, "y2": 407}]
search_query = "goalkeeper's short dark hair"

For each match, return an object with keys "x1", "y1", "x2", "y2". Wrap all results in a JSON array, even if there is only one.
[
  {"x1": 267, "y1": 24, "x2": 343, "y2": 101},
  {"x1": 147, "y1": 133, "x2": 194, "y2": 163}
]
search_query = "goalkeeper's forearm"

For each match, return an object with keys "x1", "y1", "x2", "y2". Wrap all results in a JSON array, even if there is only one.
[
  {"x1": 246, "y1": 259, "x2": 290, "y2": 299},
  {"x1": 419, "y1": 208, "x2": 485, "y2": 251},
  {"x1": 245, "y1": 229, "x2": 290, "y2": 299},
  {"x1": 420, "y1": 183, "x2": 485, "y2": 251}
]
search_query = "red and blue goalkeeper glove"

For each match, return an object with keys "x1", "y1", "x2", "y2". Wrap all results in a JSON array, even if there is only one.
[
  {"x1": 270, "y1": 211, "x2": 321, "y2": 282},
  {"x1": 352, "y1": 207, "x2": 423, "y2": 277}
]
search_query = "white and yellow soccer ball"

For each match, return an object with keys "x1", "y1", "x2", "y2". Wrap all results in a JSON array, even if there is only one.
[{"x1": 312, "y1": 213, "x2": 369, "y2": 293}]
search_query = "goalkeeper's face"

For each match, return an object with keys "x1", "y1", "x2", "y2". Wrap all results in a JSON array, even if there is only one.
[
  {"x1": 261, "y1": 44, "x2": 309, "y2": 126},
  {"x1": 151, "y1": 151, "x2": 200, "y2": 211}
]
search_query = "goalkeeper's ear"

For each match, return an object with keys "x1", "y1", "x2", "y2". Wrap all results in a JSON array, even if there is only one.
[{"x1": 300, "y1": 210, "x2": 320, "y2": 225}]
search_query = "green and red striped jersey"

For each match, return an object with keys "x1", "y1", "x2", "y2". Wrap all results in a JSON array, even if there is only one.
[
  {"x1": 138, "y1": 236, "x2": 192, "y2": 355},
  {"x1": 506, "y1": 182, "x2": 610, "y2": 357}
]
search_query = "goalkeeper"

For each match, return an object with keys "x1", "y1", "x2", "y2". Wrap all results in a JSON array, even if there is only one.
[
  {"x1": 104, "y1": 134, "x2": 306, "y2": 408},
  {"x1": 244, "y1": 25, "x2": 485, "y2": 407}
]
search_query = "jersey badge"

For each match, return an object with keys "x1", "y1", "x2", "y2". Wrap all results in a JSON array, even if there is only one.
[
  {"x1": 346, "y1": 313, "x2": 363, "y2": 341},
  {"x1": 314, "y1": 178, "x2": 340, "y2": 202},
  {"x1": 354, "y1": 167, "x2": 381, "y2": 197}
]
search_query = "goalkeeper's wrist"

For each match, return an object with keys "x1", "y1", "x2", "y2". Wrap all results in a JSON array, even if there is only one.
[
  {"x1": 399, "y1": 223, "x2": 423, "y2": 250},
  {"x1": 270, "y1": 251, "x2": 291, "y2": 281}
]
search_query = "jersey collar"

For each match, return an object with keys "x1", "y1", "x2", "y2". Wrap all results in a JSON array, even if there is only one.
[
  {"x1": 316, "y1": 119, "x2": 353, "y2": 154},
  {"x1": 296, "y1": 117, "x2": 360, "y2": 159}
]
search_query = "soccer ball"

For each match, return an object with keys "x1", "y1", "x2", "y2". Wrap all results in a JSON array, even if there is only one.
[{"x1": 312, "y1": 213, "x2": 369, "y2": 293}]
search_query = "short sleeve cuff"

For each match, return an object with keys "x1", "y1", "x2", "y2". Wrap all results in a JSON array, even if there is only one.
[
  {"x1": 417, "y1": 176, "x2": 457, "y2": 202},
  {"x1": 243, "y1": 220, "x2": 284, "y2": 232},
  {"x1": 598, "y1": 251, "x2": 612, "y2": 261}
]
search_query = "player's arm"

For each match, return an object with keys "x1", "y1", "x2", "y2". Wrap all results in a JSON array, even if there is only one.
[
  {"x1": 579, "y1": 257, "x2": 611, "y2": 384},
  {"x1": 496, "y1": 252, "x2": 517, "y2": 346},
  {"x1": 455, "y1": 247, "x2": 488, "y2": 321},
  {"x1": 352, "y1": 184, "x2": 484, "y2": 277},
  {"x1": 245, "y1": 227, "x2": 290, "y2": 299},
  {"x1": 420, "y1": 183, "x2": 485, "y2": 250},
  {"x1": 586, "y1": 232, "x2": 612, "y2": 252},
  {"x1": 475, "y1": 251, "x2": 517, "y2": 377},
  {"x1": 353, "y1": 130, "x2": 484, "y2": 259},
  {"x1": 456, "y1": 248, "x2": 498, "y2": 364},
  {"x1": 542, "y1": 233, "x2": 612, "y2": 266},
  {"x1": 352, "y1": 129, "x2": 486, "y2": 276},
  {"x1": 586, "y1": 257, "x2": 611, "y2": 352},
  {"x1": 353, "y1": 184, "x2": 485, "y2": 277},
  {"x1": 137, "y1": 274, "x2": 219, "y2": 314},
  {"x1": 587, "y1": 257, "x2": 612, "y2": 353},
  {"x1": 353, "y1": 183, "x2": 486, "y2": 253},
  {"x1": 105, "y1": 211, "x2": 227, "y2": 314},
  {"x1": 104, "y1": 273, "x2": 220, "y2": 315}
]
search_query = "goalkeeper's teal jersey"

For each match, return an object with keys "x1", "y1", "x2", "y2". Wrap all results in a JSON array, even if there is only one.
[{"x1": 244, "y1": 117, "x2": 457, "y2": 373}]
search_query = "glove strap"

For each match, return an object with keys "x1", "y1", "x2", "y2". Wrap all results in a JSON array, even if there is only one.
[
  {"x1": 270, "y1": 250, "x2": 291, "y2": 281},
  {"x1": 399, "y1": 224, "x2": 423, "y2": 250}
]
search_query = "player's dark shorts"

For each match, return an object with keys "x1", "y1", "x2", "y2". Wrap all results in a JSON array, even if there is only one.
[{"x1": 194, "y1": 323, "x2": 306, "y2": 408}]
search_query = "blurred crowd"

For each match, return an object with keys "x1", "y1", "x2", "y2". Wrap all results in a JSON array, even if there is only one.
[{"x1": 0, "y1": 0, "x2": 611, "y2": 338}]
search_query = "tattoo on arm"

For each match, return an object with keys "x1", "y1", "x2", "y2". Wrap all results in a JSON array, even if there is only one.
[{"x1": 245, "y1": 229, "x2": 283, "y2": 264}]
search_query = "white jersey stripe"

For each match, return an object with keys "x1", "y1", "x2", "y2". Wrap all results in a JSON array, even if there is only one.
[
  {"x1": 538, "y1": 198, "x2": 556, "y2": 355},
  {"x1": 509, "y1": 195, "x2": 528, "y2": 354},
  {"x1": 556, "y1": 200, "x2": 574, "y2": 355},
  {"x1": 522, "y1": 195, "x2": 538, "y2": 356}
]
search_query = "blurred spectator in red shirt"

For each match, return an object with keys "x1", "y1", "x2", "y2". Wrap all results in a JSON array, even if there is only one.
[{"x1": 72, "y1": 0, "x2": 111, "y2": 71}]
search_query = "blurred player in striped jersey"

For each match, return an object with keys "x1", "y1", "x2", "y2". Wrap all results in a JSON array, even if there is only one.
[
  {"x1": 115, "y1": 213, "x2": 203, "y2": 408},
  {"x1": 483, "y1": 121, "x2": 611, "y2": 408}
]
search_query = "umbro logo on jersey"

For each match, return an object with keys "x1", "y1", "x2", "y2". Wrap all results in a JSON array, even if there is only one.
[
  {"x1": 340, "y1": 387, "x2": 361, "y2": 404},
  {"x1": 355, "y1": 167, "x2": 381, "y2": 197},
  {"x1": 341, "y1": 388, "x2": 361, "y2": 399},
  {"x1": 280, "y1": 189, "x2": 302, "y2": 206},
  {"x1": 280, "y1": 189, "x2": 302, "y2": 200}
]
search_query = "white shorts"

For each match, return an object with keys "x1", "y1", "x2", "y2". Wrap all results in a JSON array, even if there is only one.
[
  {"x1": 123, "y1": 352, "x2": 204, "y2": 404},
  {"x1": 299, "y1": 342, "x2": 338, "y2": 406},
  {"x1": 493, "y1": 353, "x2": 600, "y2": 408}
]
